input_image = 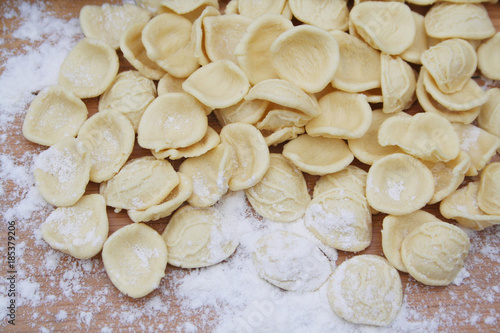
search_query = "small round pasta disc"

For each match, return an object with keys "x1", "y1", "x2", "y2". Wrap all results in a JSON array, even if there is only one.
[
  {"x1": 400, "y1": 12, "x2": 428, "y2": 65},
  {"x1": 327, "y1": 255, "x2": 403, "y2": 326},
  {"x1": 256, "y1": 108, "x2": 312, "y2": 131},
  {"x1": 366, "y1": 153, "x2": 434, "y2": 215},
  {"x1": 452, "y1": 123, "x2": 500, "y2": 176},
  {"x1": 99, "y1": 71, "x2": 156, "y2": 132},
  {"x1": 41, "y1": 194, "x2": 108, "y2": 260},
  {"x1": 58, "y1": 38, "x2": 119, "y2": 99},
  {"x1": 382, "y1": 210, "x2": 442, "y2": 272},
  {"x1": 128, "y1": 173, "x2": 193, "y2": 223},
  {"x1": 100, "y1": 156, "x2": 179, "y2": 211},
  {"x1": 142, "y1": 13, "x2": 199, "y2": 78},
  {"x1": 238, "y1": 0, "x2": 286, "y2": 19},
  {"x1": 349, "y1": 2, "x2": 415, "y2": 55},
  {"x1": 22, "y1": 85, "x2": 88, "y2": 146},
  {"x1": 421, "y1": 38, "x2": 477, "y2": 94},
  {"x1": 203, "y1": 14, "x2": 252, "y2": 63},
  {"x1": 401, "y1": 221, "x2": 470, "y2": 286},
  {"x1": 283, "y1": 134, "x2": 353, "y2": 176},
  {"x1": 138, "y1": 93, "x2": 208, "y2": 151},
  {"x1": 478, "y1": 162, "x2": 500, "y2": 215},
  {"x1": 270, "y1": 25, "x2": 340, "y2": 93},
  {"x1": 192, "y1": 6, "x2": 220, "y2": 66},
  {"x1": 102, "y1": 223, "x2": 168, "y2": 298},
  {"x1": 33, "y1": 138, "x2": 90, "y2": 207},
  {"x1": 252, "y1": 230, "x2": 332, "y2": 292},
  {"x1": 440, "y1": 181, "x2": 500, "y2": 230},
  {"x1": 306, "y1": 91, "x2": 372, "y2": 139},
  {"x1": 264, "y1": 126, "x2": 305, "y2": 147},
  {"x1": 289, "y1": 0, "x2": 348, "y2": 32},
  {"x1": 244, "y1": 79, "x2": 320, "y2": 118},
  {"x1": 421, "y1": 151, "x2": 471, "y2": 205},
  {"x1": 235, "y1": 13, "x2": 293, "y2": 85},
  {"x1": 245, "y1": 154, "x2": 310, "y2": 222},
  {"x1": 313, "y1": 165, "x2": 367, "y2": 199},
  {"x1": 220, "y1": 123, "x2": 270, "y2": 191},
  {"x1": 179, "y1": 143, "x2": 234, "y2": 207},
  {"x1": 182, "y1": 59, "x2": 250, "y2": 109},
  {"x1": 424, "y1": 3, "x2": 495, "y2": 40},
  {"x1": 478, "y1": 32, "x2": 500, "y2": 80},
  {"x1": 162, "y1": 204, "x2": 238, "y2": 268},
  {"x1": 478, "y1": 88, "x2": 500, "y2": 146},
  {"x1": 158, "y1": 0, "x2": 219, "y2": 21},
  {"x1": 330, "y1": 30, "x2": 381, "y2": 93},
  {"x1": 348, "y1": 110, "x2": 409, "y2": 165},
  {"x1": 120, "y1": 22, "x2": 166, "y2": 80},
  {"x1": 157, "y1": 72, "x2": 186, "y2": 96},
  {"x1": 305, "y1": 189, "x2": 372, "y2": 252},
  {"x1": 79, "y1": 4, "x2": 151, "y2": 50},
  {"x1": 381, "y1": 54, "x2": 417, "y2": 114},
  {"x1": 378, "y1": 112, "x2": 460, "y2": 163},
  {"x1": 77, "y1": 110, "x2": 135, "y2": 183},
  {"x1": 214, "y1": 99, "x2": 269, "y2": 126}
]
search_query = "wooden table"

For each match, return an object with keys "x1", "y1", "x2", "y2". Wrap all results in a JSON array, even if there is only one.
[{"x1": 1, "y1": 1, "x2": 499, "y2": 332}]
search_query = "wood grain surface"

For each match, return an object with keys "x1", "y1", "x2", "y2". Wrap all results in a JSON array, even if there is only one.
[{"x1": 1, "y1": 1, "x2": 500, "y2": 332}]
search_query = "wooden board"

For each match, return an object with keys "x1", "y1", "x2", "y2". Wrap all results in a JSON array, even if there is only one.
[{"x1": 1, "y1": 1, "x2": 500, "y2": 332}]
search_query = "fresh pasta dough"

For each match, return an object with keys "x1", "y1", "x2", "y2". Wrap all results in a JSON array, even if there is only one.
[
  {"x1": 478, "y1": 88, "x2": 500, "y2": 144},
  {"x1": 477, "y1": 162, "x2": 500, "y2": 215},
  {"x1": 477, "y1": 32, "x2": 500, "y2": 80},
  {"x1": 380, "y1": 54, "x2": 416, "y2": 114},
  {"x1": 288, "y1": 0, "x2": 348, "y2": 32},
  {"x1": 192, "y1": 6, "x2": 220, "y2": 66}
]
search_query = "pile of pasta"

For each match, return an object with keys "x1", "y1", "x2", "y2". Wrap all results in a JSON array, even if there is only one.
[{"x1": 22, "y1": 0, "x2": 500, "y2": 327}]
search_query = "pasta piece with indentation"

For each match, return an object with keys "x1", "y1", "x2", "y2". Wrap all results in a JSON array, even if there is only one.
[
  {"x1": 478, "y1": 162, "x2": 500, "y2": 215},
  {"x1": 313, "y1": 165, "x2": 367, "y2": 199},
  {"x1": 264, "y1": 126, "x2": 305, "y2": 147},
  {"x1": 157, "y1": 73, "x2": 186, "y2": 96},
  {"x1": 400, "y1": 12, "x2": 428, "y2": 65},
  {"x1": 41, "y1": 194, "x2": 108, "y2": 259},
  {"x1": 192, "y1": 6, "x2": 220, "y2": 66},
  {"x1": 102, "y1": 223, "x2": 168, "y2": 298},
  {"x1": 152, "y1": 127, "x2": 220, "y2": 160},
  {"x1": 401, "y1": 222, "x2": 470, "y2": 286},
  {"x1": 58, "y1": 38, "x2": 119, "y2": 99},
  {"x1": 381, "y1": 54, "x2": 416, "y2": 114},
  {"x1": 478, "y1": 88, "x2": 500, "y2": 142},
  {"x1": 253, "y1": 230, "x2": 332, "y2": 292},
  {"x1": 246, "y1": 154, "x2": 310, "y2": 222},
  {"x1": 327, "y1": 255, "x2": 402, "y2": 326},
  {"x1": 162, "y1": 204, "x2": 238, "y2": 268},
  {"x1": 478, "y1": 32, "x2": 500, "y2": 80},
  {"x1": 289, "y1": 0, "x2": 348, "y2": 32},
  {"x1": 238, "y1": 0, "x2": 286, "y2": 19},
  {"x1": 256, "y1": 108, "x2": 312, "y2": 132},
  {"x1": 214, "y1": 99, "x2": 269, "y2": 126},
  {"x1": 22, "y1": 85, "x2": 88, "y2": 146},
  {"x1": 77, "y1": 110, "x2": 135, "y2": 183},
  {"x1": 34, "y1": 138, "x2": 90, "y2": 207},
  {"x1": 158, "y1": 0, "x2": 219, "y2": 22}
]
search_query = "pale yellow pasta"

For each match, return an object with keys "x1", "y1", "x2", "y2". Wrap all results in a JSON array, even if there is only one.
[
  {"x1": 440, "y1": 181, "x2": 500, "y2": 230},
  {"x1": 22, "y1": 85, "x2": 88, "y2": 146},
  {"x1": 478, "y1": 88, "x2": 500, "y2": 148},
  {"x1": 478, "y1": 162, "x2": 500, "y2": 215},
  {"x1": 244, "y1": 79, "x2": 320, "y2": 118},
  {"x1": 220, "y1": 123, "x2": 270, "y2": 191},
  {"x1": 135, "y1": 0, "x2": 162, "y2": 15},
  {"x1": 270, "y1": 25, "x2": 340, "y2": 93},
  {"x1": 120, "y1": 22, "x2": 166, "y2": 80},
  {"x1": 421, "y1": 39, "x2": 477, "y2": 94},
  {"x1": 179, "y1": 143, "x2": 234, "y2": 207},
  {"x1": 330, "y1": 31, "x2": 381, "y2": 93},
  {"x1": 382, "y1": 210, "x2": 441, "y2": 273},
  {"x1": 401, "y1": 222, "x2": 470, "y2": 286},
  {"x1": 137, "y1": 93, "x2": 208, "y2": 151},
  {"x1": 152, "y1": 126, "x2": 219, "y2": 160},
  {"x1": 100, "y1": 156, "x2": 179, "y2": 211},
  {"x1": 363, "y1": 88, "x2": 384, "y2": 104},
  {"x1": 288, "y1": 0, "x2": 349, "y2": 32},
  {"x1": 264, "y1": 126, "x2": 305, "y2": 146},
  {"x1": 77, "y1": 110, "x2": 135, "y2": 183},
  {"x1": 283, "y1": 134, "x2": 354, "y2": 176},
  {"x1": 214, "y1": 99, "x2": 269, "y2": 126},
  {"x1": 128, "y1": 173, "x2": 193, "y2": 223},
  {"x1": 478, "y1": 32, "x2": 500, "y2": 80},
  {"x1": 252, "y1": 230, "x2": 332, "y2": 292},
  {"x1": 350, "y1": 2, "x2": 416, "y2": 55},
  {"x1": 245, "y1": 154, "x2": 310, "y2": 222},
  {"x1": 348, "y1": 110, "x2": 409, "y2": 165},
  {"x1": 102, "y1": 223, "x2": 168, "y2": 298},
  {"x1": 41, "y1": 194, "x2": 108, "y2": 260},
  {"x1": 453, "y1": 123, "x2": 500, "y2": 176},
  {"x1": 237, "y1": 0, "x2": 286, "y2": 19},
  {"x1": 400, "y1": 12, "x2": 428, "y2": 65},
  {"x1": 33, "y1": 138, "x2": 90, "y2": 207},
  {"x1": 162, "y1": 204, "x2": 238, "y2": 268},
  {"x1": 99, "y1": 71, "x2": 156, "y2": 132},
  {"x1": 182, "y1": 59, "x2": 250, "y2": 109},
  {"x1": 281, "y1": 1, "x2": 293, "y2": 19},
  {"x1": 256, "y1": 108, "x2": 311, "y2": 131},
  {"x1": 381, "y1": 54, "x2": 416, "y2": 114},
  {"x1": 157, "y1": 72, "x2": 185, "y2": 96},
  {"x1": 158, "y1": 0, "x2": 219, "y2": 22},
  {"x1": 406, "y1": 0, "x2": 436, "y2": 5},
  {"x1": 424, "y1": 3, "x2": 495, "y2": 40},
  {"x1": 142, "y1": 13, "x2": 199, "y2": 78},
  {"x1": 80, "y1": 4, "x2": 151, "y2": 50},
  {"x1": 306, "y1": 91, "x2": 372, "y2": 139},
  {"x1": 327, "y1": 255, "x2": 402, "y2": 326},
  {"x1": 366, "y1": 153, "x2": 434, "y2": 215},
  {"x1": 58, "y1": 38, "x2": 119, "y2": 99},
  {"x1": 203, "y1": 14, "x2": 252, "y2": 63},
  {"x1": 378, "y1": 112, "x2": 460, "y2": 163},
  {"x1": 192, "y1": 6, "x2": 220, "y2": 66},
  {"x1": 422, "y1": 152, "x2": 471, "y2": 204},
  {"x1": 235, "y1": 14, "x2": 293, "y2": 85},
  {"x1": 225, "y1": 0, "x2": 239, "y2": 14},
  {"x1": 313, "y1": 165, "x2": 367, "y2": 199}
]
